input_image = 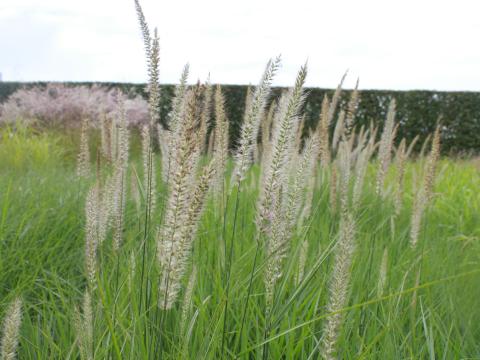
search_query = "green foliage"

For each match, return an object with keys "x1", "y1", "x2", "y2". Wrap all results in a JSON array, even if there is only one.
[
  {"x1": 2, "y1": 82, "x2": 480, "y2": 154},
  {"x1": 0, "y1": 126, "x2": 68, "y2": 172},
  {"x1": 0, "y1": 153, "x2": 479, "y2": 358}
]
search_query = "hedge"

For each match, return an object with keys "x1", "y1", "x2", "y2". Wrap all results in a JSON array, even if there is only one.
[{"x1": 1, "y1": 81, "x2": 479, "y2": 154}]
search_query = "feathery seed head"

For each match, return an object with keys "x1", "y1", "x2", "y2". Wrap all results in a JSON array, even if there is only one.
[
  {"x1": 318, "y1": 95, "x2": 331, "y2": 166},
  {"x1": 77, "y1": 118, "x2": 90, "y2": 177},
  {"x1": 331, "y1": 110, "x2": 346, "y2": 154},
  {"x1": 168, "y1": 64, "x2": 190, "y2": 134},
  {"x1": 423, "y1": 124, "x2": 441, "y2": 201},
  {"x1": 147, "y1": 28, "x2": 161, "y2": 126},
  {"x1": 85, "y1": 185, "x2": 100, "y2": 287},
  {"x1": 74, "y1": 290, "x2": 93, "y2": 360},
  {"x1": 232, "y1": 56, "x2": 281, "y2": 184},
  {"x1": 343, "y1": 79, "x2": 360, "y2": 139},
  {"x1": 134, "y1": 0, "x2": 152, "y2": 60},
  {"x1": 321, "y1": 212, "x2": 356, "y2": 360},
  {"x1": 211, "y1": 85, "x2": 230, "y2": 192},
  {"x1": 158, "y1": 161, "x2": 215, "y2": 309},
  {"x1": 0, "y1": 297, "x2": 22, "y2": 360},
  {"x1": 256, "y1": 64, "x2": 308, "y2": 238},
  {"x1": 394, "y1": 139, "x2": 407, "y2": 215},
  {"x1": 141, "y1": 124, "x2": 157, "y2": 215},
  {"x1": 327, "y1": 72, "x2": 347, "y2": 127},
  {"x1": 410, "y1": 125, "x2": 441, "y2": 248},
  {"x1": 375, "y1": 98, "x2": 397, "y2": 196}
]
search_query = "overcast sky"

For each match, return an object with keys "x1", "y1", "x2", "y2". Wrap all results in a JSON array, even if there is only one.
[{"x1": 1, "y1": 0, "x2": 479, "y2": 90}]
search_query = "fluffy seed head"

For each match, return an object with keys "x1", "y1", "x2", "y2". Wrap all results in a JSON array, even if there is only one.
[
  {"x1": 77, "y1": 118, "x2": 90, "y2": 177},
  {"x1": 257, "y1": 64, "x2": 307, "y2": 232},
  {"x1": 343, "y1": 79, "x2": 360, "y2": 139},
  {"x1": 158, "y1": 160, "x2": 215, "y2": 309},
  {"x1": 134, "y1": 0, "x2": 152, "y2": 61},
  {"x1": 394, "y1": 139, "x2": 407, "y2": 215},
  {"x1": 331, "y1": 110, "x2": 346, "y2": 154},
  {"x1": 74, "y1": 290, "x2": 93, "y2": 360},
  {"x1": 376, "y1": 98, "x2": 397, "y2": 196},
  {"x1": 410, "y1": 125, "x2": 441, "y2": 248},
  {"x1": 423, "y1": 124, "x2": 441, "y2": 201},
  {"x1": 141, "y1": 124, "x2": 157, "y2": 215},
  {"x1": 322, "y1": 213, "x2": 356, "y2": 360},
  {"x1": 211, "y1": 85, "x2": 230, "y2": 191},
  {"x1": 318, "y1": 95, "x2": 331, "y2": 166},
  {"x1": 232, "y1": 56, "x2": 281, "y2": 184},
  {"x1": 85, "y1": 185, "x2": 100, "y2": 287},
  {"x1": 0, "y1": 297, "x2": 22, "y2": 360}
]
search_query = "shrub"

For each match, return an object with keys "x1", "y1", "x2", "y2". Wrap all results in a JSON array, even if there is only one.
[{"x1": 0, "y1": 83, "x2": 149, "y2": 128}]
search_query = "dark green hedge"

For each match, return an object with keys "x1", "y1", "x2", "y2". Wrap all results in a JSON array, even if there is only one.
[{"x1": 1, "y1": 81, "x2": 479, "y2": 154}]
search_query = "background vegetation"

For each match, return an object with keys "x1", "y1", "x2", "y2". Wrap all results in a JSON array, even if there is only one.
[{"x1": 1, "y1": 81, "x2": 480, "y2": 154}]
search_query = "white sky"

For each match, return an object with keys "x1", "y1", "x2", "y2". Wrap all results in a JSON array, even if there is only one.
[{"x1": 1, "y1": 0, "x2": 480, "y2": 90}]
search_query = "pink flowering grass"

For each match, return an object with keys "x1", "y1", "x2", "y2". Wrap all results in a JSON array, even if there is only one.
[{"x1": 0, "y1": 83, "x2": 149, "y2": 128}]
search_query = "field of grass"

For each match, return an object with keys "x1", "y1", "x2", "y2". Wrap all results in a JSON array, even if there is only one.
[
  {"x1": 0, "y1": 125, "x2": 479, "y2": 359},
  {"x1": 0, "y1": 2, "x2": 478, "y2": 359}
]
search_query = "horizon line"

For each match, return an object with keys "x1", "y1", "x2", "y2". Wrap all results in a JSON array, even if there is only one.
[{"x1": 0, "y1": 80, "x2": 478, "y2": 94}]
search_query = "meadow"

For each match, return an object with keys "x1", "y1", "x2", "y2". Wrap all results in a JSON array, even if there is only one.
[
  {"x1": 0, "y1": 120, "x2": 479, "y2": 359},
  {"x1": 0, "y1": 2, "x2": 479, "y2": 359}
]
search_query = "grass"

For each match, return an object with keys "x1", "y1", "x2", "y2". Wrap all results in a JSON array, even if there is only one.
[
  {"x1": 0, "y1": 127, "x2": 479, "y2": 359},
  {"x1": 1, "y1": 3, "x2": 478, "y2": 358}
]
